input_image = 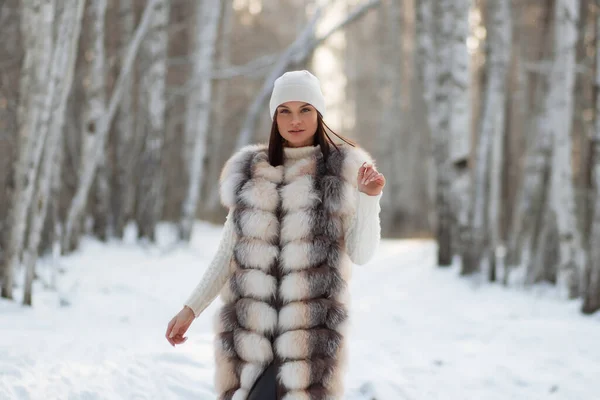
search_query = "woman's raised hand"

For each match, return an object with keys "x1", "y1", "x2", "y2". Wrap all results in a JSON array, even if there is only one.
[
  {"x1": 165, "y1": 306, "x2": 195, "y2": 347},
  {"x1": 358, "y1": 162, "x2": 385, "y2": 196}
]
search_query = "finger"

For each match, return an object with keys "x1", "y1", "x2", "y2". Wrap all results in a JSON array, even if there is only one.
[
  {"x1": 373, "y1": 175, "x2": 386, "y2": 186},
  {"x1": 358, "y1": 162, "x2": 367, "y2": 178},
  {"x1": 173, "y1": 336, "x2": 188, "y2": 345},
  {"x1": 169, "y1": 320, "x2": 181, "y2": 339},
  {"x1": 362, "y1": 170, "x2": 376, "y2": 184},
  {"x1": 165, "y1": 318, "x2": 175, "y2": 340},
  {"x1": 369, "y1": 172, "x2": 382, "y2": 183}
]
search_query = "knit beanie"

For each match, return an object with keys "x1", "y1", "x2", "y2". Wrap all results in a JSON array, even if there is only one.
[{"x1": 269, "y1": 70, "x2": 326, "y2": 120}]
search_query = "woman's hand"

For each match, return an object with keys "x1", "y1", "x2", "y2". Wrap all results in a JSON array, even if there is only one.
[
  {"x1": 165, "y1": 306, "x2": 195, "y2": 347},
  {"x1": 358, "y1": 162, "x2": 386, "y2": 196}
]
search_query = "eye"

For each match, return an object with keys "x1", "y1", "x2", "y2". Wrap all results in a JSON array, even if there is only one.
[
  {"x1": 279, "y1": 109, "x2": 290, "y2": 114},
  {"x1": 302, "y1": 108, "x2": 311, "y2": 112}
]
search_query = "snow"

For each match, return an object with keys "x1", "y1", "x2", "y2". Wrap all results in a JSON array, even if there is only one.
[{"x1": 1, "y1": 221, "x2": 599, "y2": 400}]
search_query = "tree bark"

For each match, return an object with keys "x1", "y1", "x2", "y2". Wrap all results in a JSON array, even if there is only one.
[
  {"x1": 205, "y1": 0, "x2": 234, "y2": 214},
  {"x1": 544, "y1": 0, "x2": 585, "y2": 298},
  {"x1": 136, "y1": 0, "x2": 170, "y2": 241},
  {"x1": 462, "y1": 0, "x2": 511, "y2": 277},
  {"x1": 178, "y1": 0, "x2": 221, "y2": 241},
  {"x1": 505, "y1": 0, "x2": 555, "y2": 272},
  {"x1": 22, "y1": 0, "x2": 85, "y2": 306},
  {"x1": 113, "y1": 0, "x2": 136, "y2": 238},
  {"x1": 430, "y1": 0, "x2": 470, "y2": 268},
  {"x1": 582, "y1": 2, "x2": 600, "y2": 313},
  {"x1": 80, "y1": 0, "x2": 109, "y2": 241},
  {"x1": 62, "y1": 0, "x2": 159, "y2": 253},
  {"x1": 0, "y1": 1, "x2": 22, "y2": 278},
  {"x1": 1, "y1": 0, "x2": 55, "y2": 299}
]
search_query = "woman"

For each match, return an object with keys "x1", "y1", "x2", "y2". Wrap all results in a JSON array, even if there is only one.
[{"x1": 166, "y1": 70, "x2": 385, "y2": 400}]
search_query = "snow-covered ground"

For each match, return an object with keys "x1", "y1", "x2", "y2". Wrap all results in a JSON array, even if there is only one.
[{"x1": 1, "y1": 221, "x2": 599, "y2": 400}]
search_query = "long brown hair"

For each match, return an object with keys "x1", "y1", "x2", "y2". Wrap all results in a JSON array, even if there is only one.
[{"x1": 268, "y1": 111, "x2": 356, "y2": 167}]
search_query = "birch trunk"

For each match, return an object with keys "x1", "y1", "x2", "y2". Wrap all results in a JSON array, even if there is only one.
[
  {"x1": 448, "y1": 0, "x2": 471, "y2": 264},
  {"x1": 0, "y1": 2, "x2": 22, "y2": 272},
  {"x1": 179, "y1": 0, "x2": 221, "y2": 241},
  {"x1": 582, "y1": 5, "x2": 600, "y2": 312},
  {"x1": 506, "y1": 1, "x2": 555, "y2": 270},
  {"x1": 432, "y1": 0, "x2": 468, "y2": 267},
  {"x1": 544, "y1": 0, "x2": 584, "y2": 298},
  {"x1": 206, "y1": 0, "x2": 234, "y2": 213},
  {"x1": 62, "y1": 0, "x2": 159, "y2": 253},
  {"x1": 80, "y1": 0, "x2": 109, "y2": 241},
  {"x1": 114, "y1": 0, "x2": 137, "y2": 238},
  {"x1": 377, "y1": 0, "x2": 403, "y2": 236},
  {"x1": 462, "y1": 0, "x2": 511, "y2": 276},
  {"x1": 1, "y1": 0, "x2": 55, "y2": 299},
  {"x1": 136, "y1": 0, "x2": 170, "y2": 241},
  {"x1": 415, "y1": 0, "x2": 436, "y2": 134},
  {"x1": 22, "y1": 0, "x2": 85, "y2": 306}
]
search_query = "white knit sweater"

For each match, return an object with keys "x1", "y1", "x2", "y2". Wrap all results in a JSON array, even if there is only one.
[{"x1": 184, "y1": 148, "x2": 382, "y2": 318}]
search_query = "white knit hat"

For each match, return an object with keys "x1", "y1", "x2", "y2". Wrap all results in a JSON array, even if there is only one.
[{"x1": 269, "y1": 70, "x2": 326, "y2": 120}]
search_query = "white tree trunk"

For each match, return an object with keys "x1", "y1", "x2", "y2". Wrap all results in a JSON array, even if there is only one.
[
  {"x1": 377, "y1": 0, "x2": 405, "y2": 236},
  {"x1": 415, "y1": 0, "x2": 436, "y2": 133},
  {"x1": 448, "y1": 0, "x2": 471, "y2": 264},
  {"x1": 80, "y1": 0, "x2": 109, "y2": 241},
  {"x1": 545, "y1": 0, "x2": 584, "y2": 298},
  {"x1": 1, "y1": 0, "x2": 55, "y2": 299},
  {"x1": 431, "y1": 0, "x2": 470, "y2": 267},
  {"x1": 487, "y1": 0, "x2": 512, "y2": 281},
  {"x1": 114, "y1": 0, "x2": 136, "y2": 238},
  {"x1": 62, "y1": 0, "x2": 159, "y2": 253},
  {"x1": 447, "y1": 0, "x2": 471, "y2": 167},
  {"x1": 22, "y1": 0, "x2": 86, "y2": 306},
  {"x1": 136, "y1": 0, "x2": 170, "y2": 241},
  {"x1": 462, "y1": 0, "x2": 511, "y2": 277},
  {"x1": 179, "y1": 0, "x2": 221, "y2": 241},
  {"x1": 206, "y1": 0, "x2": 234, "y2": 213},
  {"x1": 582, "y1": 6, "x2": 600, "y2": 313}
]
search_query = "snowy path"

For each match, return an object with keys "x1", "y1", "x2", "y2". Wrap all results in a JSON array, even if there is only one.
[{"x1": 1, "y1": 222, "x2": 599, "y2": 400}]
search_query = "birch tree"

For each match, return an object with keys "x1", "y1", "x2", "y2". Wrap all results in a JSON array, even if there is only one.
[
  {"x1": 22, "y1": 0, "x2": 86, "y2": 306},
  {"x1": 114, "y1": 0, "x2": 136, "y2": 238},
  {"x1": 1, "y1": 0, "x2": 55, "y2": 299},
  {"x1": 136, "y1": 0, "x2": 170, "y2": 241},
  {"x1": 0, "y1": 1, "x2": 21, "y2": 261},
  {"x1": 205, "y1": 0, "x2": 234, "y2": 214},
  {"x1": 505, "y1": 1, "x2": 555, "y2": 277},
  {"x1": 377, "y1": 0, "x2": 403, "y2": 235},
  {"x1": 62, "y1": 0, "x2": 159, "y2": 252},
  {"x1": 80, "y1": 0, "x2": 109, "y2": 241},
  {"x1": 582, "y1": 6, "x2": 600, "y2": 313},
  {"x1": 415, "y1": 0, "x2": 436, "y2": 135},
  {"x1": 461, "y1": 0, "x2": 511, "y2": 276},
  {"x1": 179, "y1": 0, "x2": 221, "y2": 241},
  {"x1": 428, "y1": 0, "x2": 470, "y2": 267},
  {"x1": 542, "y1": 0, "x2": 584, "y2": 298}
]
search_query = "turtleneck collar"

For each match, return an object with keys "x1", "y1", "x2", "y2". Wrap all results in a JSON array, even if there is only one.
[{"x1": 283, "y1": 144, "x2": 320, "y2": 160}]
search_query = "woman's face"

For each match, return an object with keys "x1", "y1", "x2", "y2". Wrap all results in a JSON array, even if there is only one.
[{"x1": 276, "y1": 101, "x2": 318, "y2": 147}]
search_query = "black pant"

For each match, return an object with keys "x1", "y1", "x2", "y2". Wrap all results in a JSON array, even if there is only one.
[{"x1": 247, "y1": 363, "x2": 277, "y2": 400}]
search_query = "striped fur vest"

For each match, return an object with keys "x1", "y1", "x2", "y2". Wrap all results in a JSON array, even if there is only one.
[{"x1": 214, "y1": 142, "x2": 373, "y2": 400}]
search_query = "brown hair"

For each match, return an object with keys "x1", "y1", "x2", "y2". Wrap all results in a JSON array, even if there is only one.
[{"x1": 268, "y1": 111, "x2": 356, "y2": 167}]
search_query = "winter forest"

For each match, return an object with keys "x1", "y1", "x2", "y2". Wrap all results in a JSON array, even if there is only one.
[{"x1": 1, "y1": 0, "x2": 600, "y2": 399}]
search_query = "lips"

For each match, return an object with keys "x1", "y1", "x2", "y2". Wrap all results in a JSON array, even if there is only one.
[{"x1": 289, "y1": 130, "x2": 304, "y2": 134}]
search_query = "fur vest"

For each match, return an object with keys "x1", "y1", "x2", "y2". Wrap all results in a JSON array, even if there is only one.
[{"x1": 214, "y1": 142, "x2": 373, "y2": 400}]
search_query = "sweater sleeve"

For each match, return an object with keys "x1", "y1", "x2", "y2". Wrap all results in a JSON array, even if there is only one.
[
  {"x1": 183, "y1": 209, "x2": 237, "y2": 318},
  {"x1": 345, "y1": 190, "x2": 382, "y2": 265}
]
